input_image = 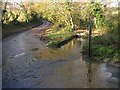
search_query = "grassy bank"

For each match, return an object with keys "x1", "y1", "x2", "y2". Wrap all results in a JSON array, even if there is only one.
[
  {"x1": 46, "y1": 26, "x2": 77, "y2": 46},
  {"x1": 83, "y1": 32, "x2": 120, "y2": 63},
  {"x1": 2, "y1": 19, "x2": 43, "y2": 38}
]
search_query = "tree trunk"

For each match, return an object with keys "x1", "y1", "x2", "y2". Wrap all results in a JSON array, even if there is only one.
[
  {"x1": 70, "y1": 13, "x2": 74, "y2": 31},
  {"x1": 4, "y1": 1, "x2": 7, "y2": 10}
]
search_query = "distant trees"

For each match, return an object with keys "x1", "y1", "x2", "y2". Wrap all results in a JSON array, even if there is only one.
[
  {"x1": 2, "y1": 0, "x2": 118, "y2": 35},
  {"x1": 89, "y1": 1, "x2": 105, "y2": 30},
  {"x1": 1, "y1": 0, "x2": 39, "y2": 25},
  {"x1": 30, "y1": 1, "x2": 82, "y2": 31},
  {"x1": 65, "y1": 1, "x2": 74, "y2": 31},
  {"x1": 10, "y1": 11, "x2": 20, "y2": 25},
  {"x1": 16, "y1": 3, "x2": 29, "y2": 23},
  {"x1": 2, "y1": 0, "x2": 7, "y2": 24}
]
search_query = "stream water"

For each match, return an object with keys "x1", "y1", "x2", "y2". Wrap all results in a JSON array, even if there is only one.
[{"x1": 3, "y1": 31, "x2": 119, "y2": 88}]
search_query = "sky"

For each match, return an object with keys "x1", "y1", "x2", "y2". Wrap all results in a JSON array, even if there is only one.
[{"x1": 4, "y1": 0, "x2": 119, "y2": 7}]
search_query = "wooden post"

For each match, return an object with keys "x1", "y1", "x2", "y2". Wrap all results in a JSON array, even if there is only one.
[
  {"x1": 118, "y1": 2, "x2": 120, "y2": 50},
  {"x1": 88, "y1": 16, "x2": 92, "y2": 57}
]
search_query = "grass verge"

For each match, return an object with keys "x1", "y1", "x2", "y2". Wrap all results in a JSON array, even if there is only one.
[
  {"x1": 83, "y1": 33, "x2": 120, "y2": 63},
  {"x1": 2, "y1": 19, "x2": 43, "y2": 38}
]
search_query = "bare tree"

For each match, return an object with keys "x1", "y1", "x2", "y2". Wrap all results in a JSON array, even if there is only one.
[{"x1": 4, "y1": 0, "x2": 8, "y2": 10}]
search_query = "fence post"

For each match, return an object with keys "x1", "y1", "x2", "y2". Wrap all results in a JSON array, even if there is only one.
[{"x1": 88, "y1": 16, "x2": 92, "y2": 57}]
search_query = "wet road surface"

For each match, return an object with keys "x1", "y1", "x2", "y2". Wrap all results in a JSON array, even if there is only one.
[{"x1": 2, "y1": 21, "x2": 119, "y2": 88}]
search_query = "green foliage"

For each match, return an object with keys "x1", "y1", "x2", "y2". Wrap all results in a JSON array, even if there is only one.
[
  {"x1": 83, "y1": 44, "x2": 120, "y2": 63},
  {"x1": 89, "y1": 1, "x2": 105, "y2": 29},
  {"x1": 104, "y1": 14, "x2": 119, "y2": 33},
  {"x1": 30, "y1": 2, "x2": 82, "y2": 31},
  {"x1": 2, "y1": 2, "x2": 41, "y2": 25},
  {"x1": 10, "y1": 11, "x2": 21, "y2": 25},
  {"x1": 47, "y1": 41, "x2": 59, "y2": 46},
  {"x1": 2, "y1": 2, "x2": 43, "y2": 38},
  {"x1": 29, "y1": 10, "x2": 38, "y2": 21},
  {"x1": 92, "y1": 45, "x2": 115, "y2": 57},
  {"x1": 92, "y1": 33, "x2": 118, "y2": 46},
  {"x1": 2, "y1": 10, "x2": 11, "y2": 24},
  {"x1": 47, "y1": 28, "x2": 75, "y2": 40},
  {"x1": 112, "y1": 51, "x2": 120, "y2": 63}
]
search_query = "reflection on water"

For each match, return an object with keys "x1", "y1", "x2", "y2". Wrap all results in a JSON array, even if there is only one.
[
  {"x1": 31, "y1": 38, "x2": 118, "y2": 88},
  {"x1": 33, "y1": 38, "x2": 83, "y2": 61}
]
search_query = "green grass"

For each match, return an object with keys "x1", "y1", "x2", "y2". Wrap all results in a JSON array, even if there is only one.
[
  {"x1": 47, "y1": 32, "x2": 75, "y2": 46},
  {"x1": 92, "y1": 33, "x2": 118, "y2": 46},
  {"x1": 48, "y1": 32, "x2": 75, "y2": 40},
  {"x1": 83, "y1": 32, "x2": 120, "y2": 63},
  {"x1": 46, "y1": 27, "x2": 76, "y2": 46},
  {"x1": 83, "y1": 44, "x2": 120, "y2": 63}
]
